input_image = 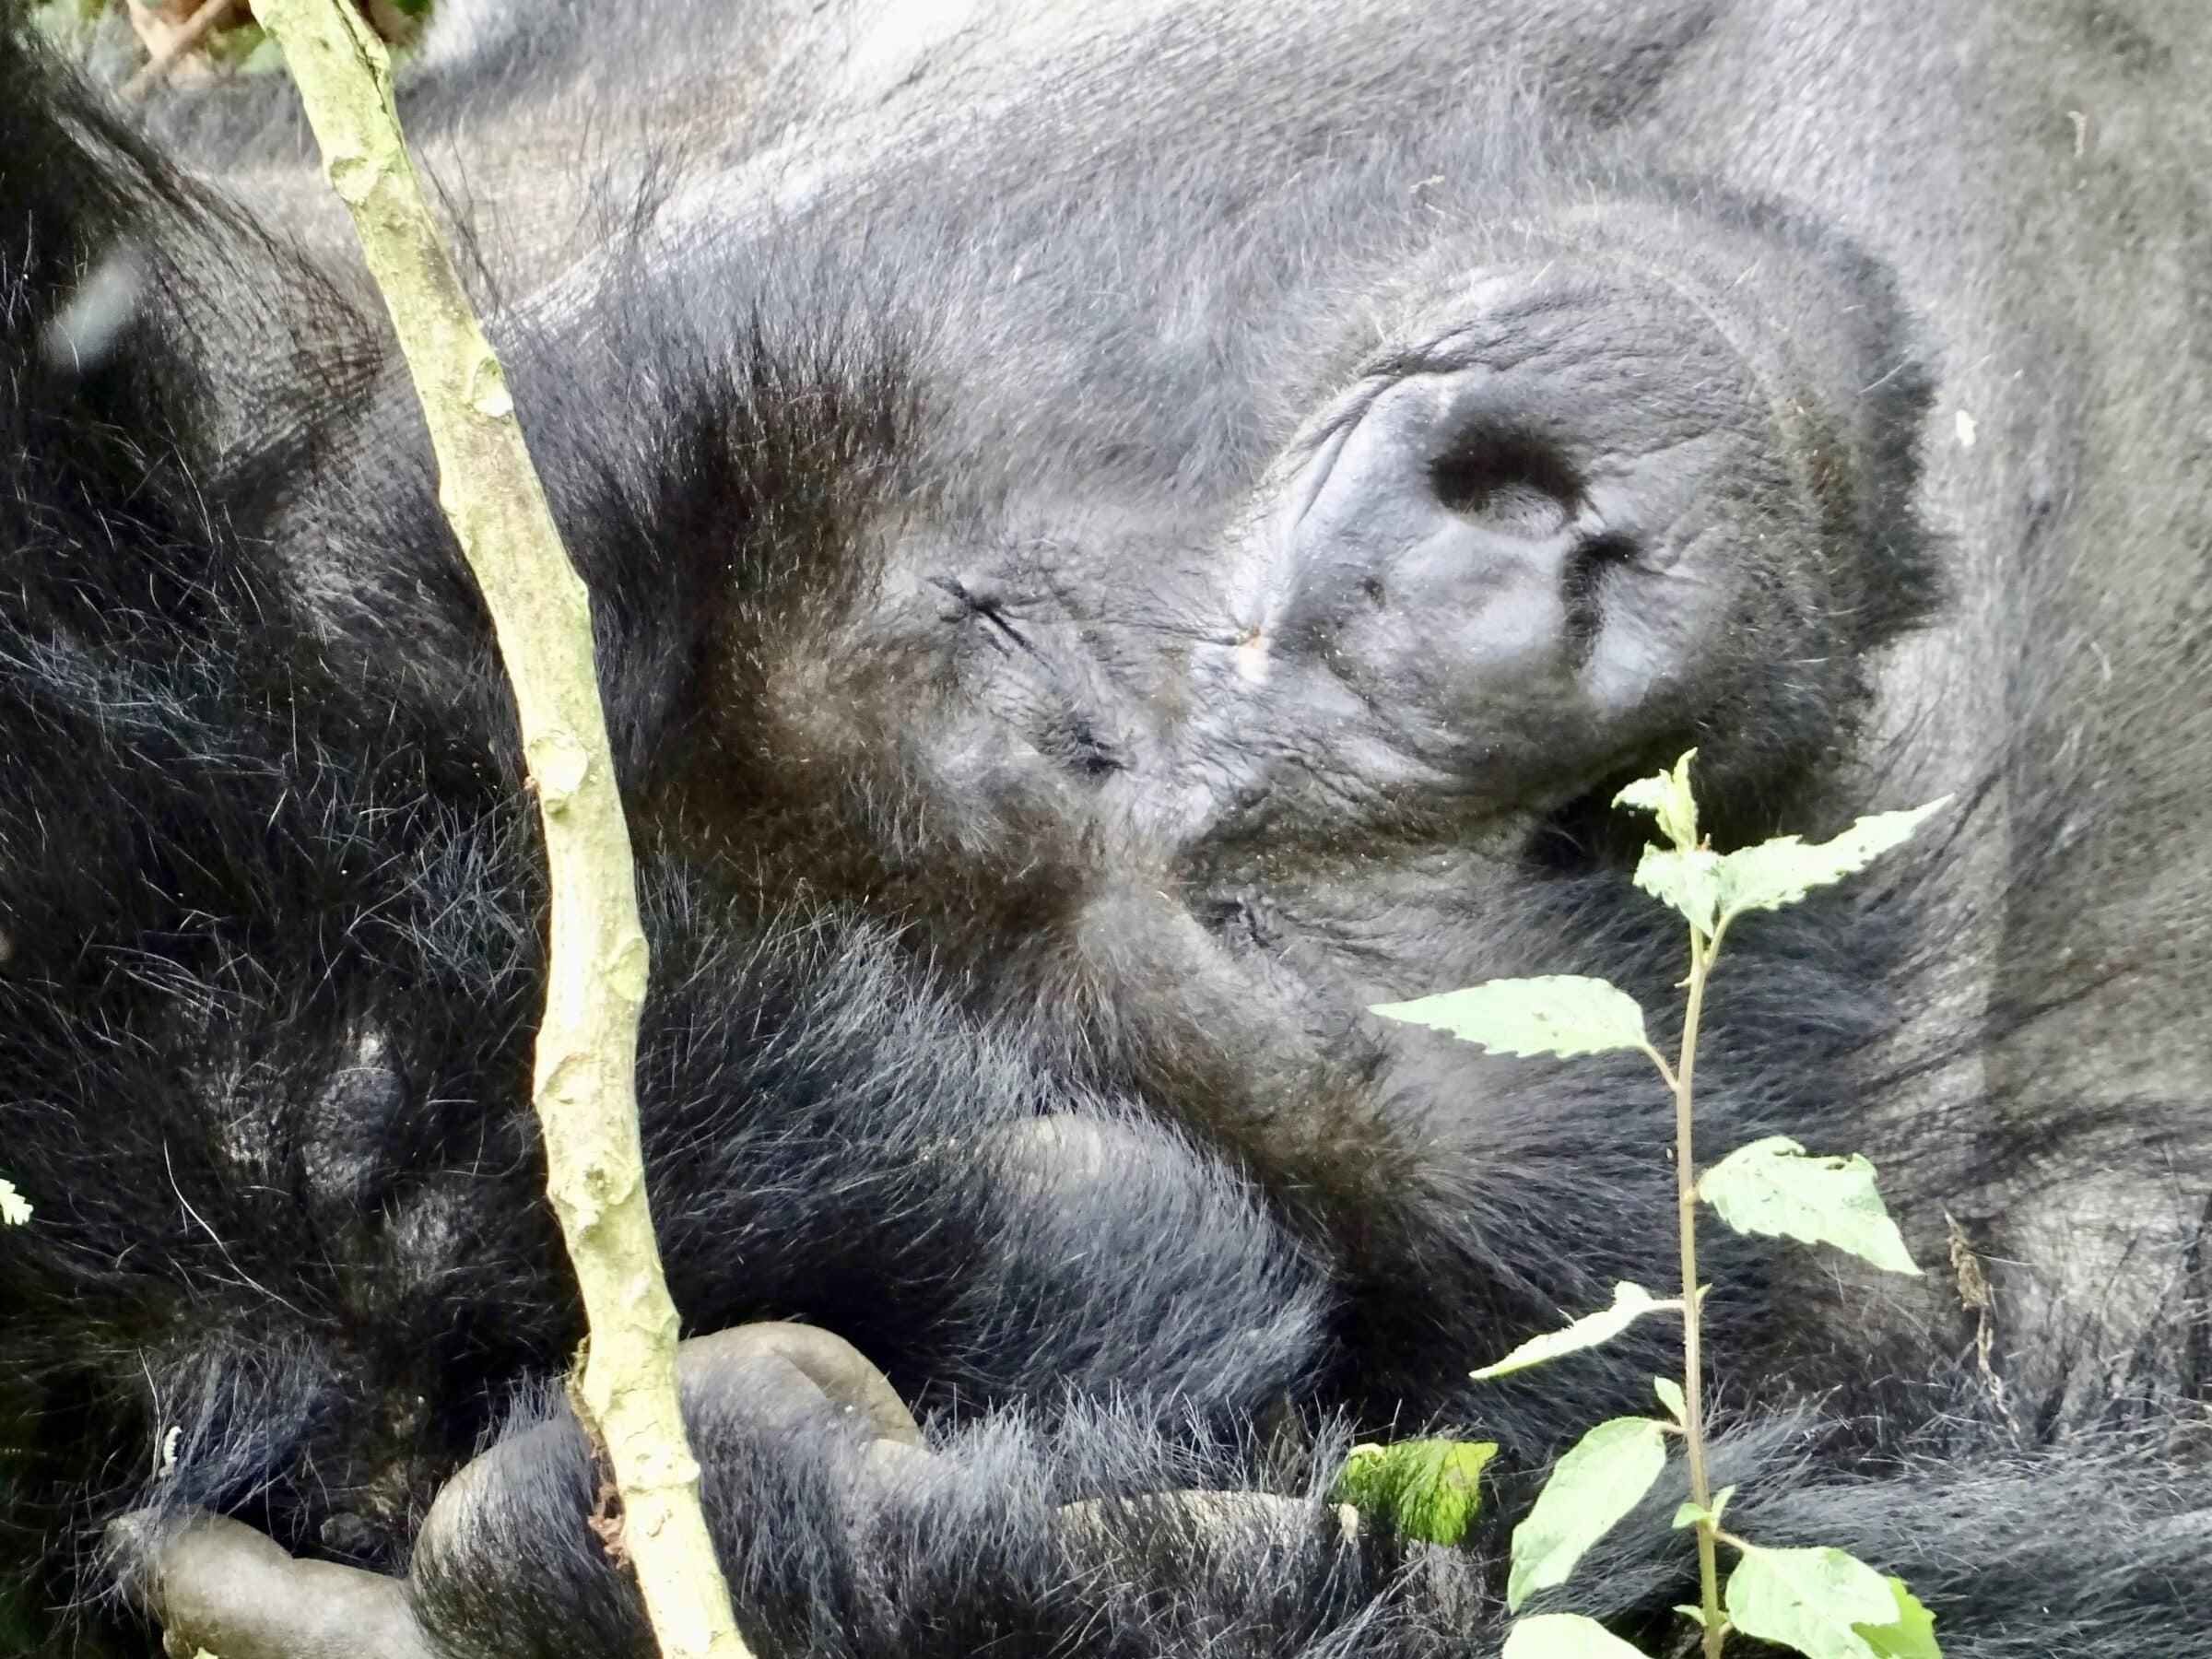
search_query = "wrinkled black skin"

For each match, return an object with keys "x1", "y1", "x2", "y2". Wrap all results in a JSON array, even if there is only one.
[{"x1": 4, "y1": 1, "x2": 2212, "y2": 1654}]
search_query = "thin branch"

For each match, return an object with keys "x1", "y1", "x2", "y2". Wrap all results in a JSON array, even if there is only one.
[{"x1": 242, "y1": 6, "x2": 753, "y2": 1656}]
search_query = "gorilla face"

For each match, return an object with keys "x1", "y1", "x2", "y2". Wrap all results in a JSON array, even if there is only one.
[
  {"x1": 857, "y1": 224, "x2": 1888, "y2": 838},
  {"x1": 634, "y1": 180, "x2": 1933, "y2": 1193}
]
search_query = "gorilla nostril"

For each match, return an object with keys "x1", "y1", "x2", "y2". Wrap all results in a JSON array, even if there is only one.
[
  {"x1": 1560, "y1": 532, "x2": 1640, "y2": 661},
  {"x1": 1429, "y1": 432, "x2": 1583, "y2": 538}
]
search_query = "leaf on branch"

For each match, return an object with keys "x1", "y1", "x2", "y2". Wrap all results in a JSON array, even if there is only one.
[
  {"x1": 1653, "y1": 1376, "x2": 1687, "y2": 1423},
  {"x1": 1371, "y1": 976, "x2": 1648, "y2": 1059},
  {"x1": 1724, "y1": 1544, "x2": 1929, "y2": 1659},
  {"x1": 1633, "y1": 845, "x2": 1724, "y2": 933},
  {"x1": 1331, "y1": 1438, "x2": 1498, "y2": 1547},
  {"x1": 0, "y1": 1177, "x2": 29, "y2": 1226},
  {"x1": 1613, "y1": 750, "x2": 1700, "y2": 852},
  {"x1": 1502, "y1": 1613, "x2": 1652, "y2": 1658},
  {"x1": 1698, "y1": 1136, "x2": 1920, "y2": 1276},
  {"x1": 1506, "y1": 1417, "x2": 1668, "y2": 1611},
  {"x1": 1708, "y1": 799, "x2": 1950, "y2": 924},
  {"x1": 1472, "y1": 1283, "x2": 1675, "y2": 1380}
]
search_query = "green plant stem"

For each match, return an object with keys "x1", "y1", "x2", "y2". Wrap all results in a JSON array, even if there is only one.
[{"x1": 1674, "y1": 925, "x2": 1724, "y2": 1659}]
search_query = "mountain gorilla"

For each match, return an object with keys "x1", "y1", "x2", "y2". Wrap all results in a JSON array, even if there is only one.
[{"x1": 2, "y1": 0, "x2": 2209, "y2": 1653}]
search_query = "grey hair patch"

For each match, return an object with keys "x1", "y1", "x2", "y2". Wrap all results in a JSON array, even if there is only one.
[{"x1": 39, "y1": 242, "x2": 149, "y2": 372}]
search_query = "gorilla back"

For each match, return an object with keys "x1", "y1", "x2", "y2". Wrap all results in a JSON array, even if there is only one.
[{"x1": 1, "y1": 1, "x2": 2209, "y2": 1654}]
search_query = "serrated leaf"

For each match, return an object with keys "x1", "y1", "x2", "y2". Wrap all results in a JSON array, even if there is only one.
[
  {"x1": 1502, "y1": 1613, "x2": 1651, "y2": 1659},
  {"x1": 1698, "y1": 1136, "x2": 1920, "y2": 1275},
  {"x1": 1613, "y1": 749, "x2": 1700, "y2": 851},
  {"x1": 1653, "y1": 1376, "x2": 1686, "y2": 1422},
  {"x1": 1671, "y1": 1485, "x2": 1734, "y2": 1531},
  {"x1": 1507, "y1": 1418, "x2": 1668, "y2": 1611},
  {"x1": 1724, "y1": 1544, "x2": 1900, "y2": 1659},
  {"x1": 1371, "y1": 976, "x2": 1647, "y2": 1060},
  {"x1": 1712, "y1": 798, "x2": 1949, "y2": 924},
  {"x1": 1633, "y1": 845, "x2": 1723, "y2": 933},
  {"x1": 1331, "y1": 1438, "x2": 1498, "y2": 1547},
  {"x1": 1857, "y1": 1579, "x2": 1943, "y2": 1658},
  {"x1": 1472, "y1": 1283, "x2": 1674, "y2": 1380},
  {"x1": 0, "y1": 1178, "x2": 28, "y2": 1226}
]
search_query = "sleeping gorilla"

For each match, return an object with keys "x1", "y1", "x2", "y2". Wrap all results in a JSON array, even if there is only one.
[{"x1": 2, "y1": 0, "x2": 2209, "y2": 1653}]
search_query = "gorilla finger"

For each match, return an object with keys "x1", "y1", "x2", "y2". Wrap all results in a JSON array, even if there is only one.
[
  {"x1": 677, "y1": 1320, "x2": 926, "y2": 1449},
  {"x1": 419, "y1": 1321, "x2": 935, "y2": 1564},
  {"x1": 108, "y1": 1511, "x2": 433, "y2": 1659}
]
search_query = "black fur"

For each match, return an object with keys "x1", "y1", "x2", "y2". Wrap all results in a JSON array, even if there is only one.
[{"x1": 2, "y1": 1, "x2": 2209, "y2": 1654}]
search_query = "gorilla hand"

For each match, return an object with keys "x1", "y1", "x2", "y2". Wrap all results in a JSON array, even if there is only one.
[
  {"x1": 116, "y1": 1321, "x2": 1367, "y2": 1659},
  {"x1": 114, "y1": 1324, "x2": 927, "y2": 1659}
]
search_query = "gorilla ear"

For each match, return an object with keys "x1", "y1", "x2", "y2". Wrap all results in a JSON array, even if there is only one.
[{"x1": 107, "y1": 1512, "x2": 434, "y2": 1659}]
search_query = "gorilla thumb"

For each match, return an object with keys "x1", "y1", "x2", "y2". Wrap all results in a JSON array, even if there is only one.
[{"x1": 107, "y1": 1511, "x2": 435, "y2": 1659}]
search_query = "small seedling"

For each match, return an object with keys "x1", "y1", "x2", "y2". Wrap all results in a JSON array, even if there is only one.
[{"x1": 1363, "y1": 752, "x2": 1948, "y2": 1659}]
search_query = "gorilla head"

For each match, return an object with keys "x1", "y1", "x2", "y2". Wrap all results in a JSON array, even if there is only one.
[{"x1": 0, "y1": 2, "x2": 2208, "y2": 1656}]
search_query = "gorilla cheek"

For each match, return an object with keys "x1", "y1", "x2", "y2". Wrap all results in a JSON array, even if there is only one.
[{"x1": 1257, "y1": 274, "x2": 1809, "y2": 806}]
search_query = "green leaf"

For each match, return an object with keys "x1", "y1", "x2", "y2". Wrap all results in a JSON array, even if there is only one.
[
  {"x1": 1653, "y1": 1376, "x2": 1687, "y2": 1423},
  {"x1": 1371, "y1": 976, "x2": 1647, "y2": 1060},
  {"x1": 1671, "y1": 1485, "x2": 1734, "y2": 1531},
  {"x1": 1857, "y1": 1579, "x2": 1943, "y2": 1658},
  {"x1": 1632, "y1": 846, "x2": 1723, "y2": 934},
  {"x1": 0, "y1": 1179, "x2": 28, "y2": 1227},
  {"x1": 1331, "y1": 1439, "x2": 1498, "y2": 1547},
  {"x1": 1674, "y1": 1605, "x2": 1709, "y2": 1629},
  {"x1": 1502, "y1": 1613, "x2": 1651, "y2": 1659},
  {"x1": 1724, "y1": 1544, "x2": 1902, "y2": 1659},
  {"x1": 1507, "y1": 1418, "x2": 1668, "y2": 1611},
  {"x1": 1711, "y1": 799, "x2": 1950, "y2": 924},
  {"x1": 1698, "y1": 1136, "x2": 1920, "y2": 1276},
  {"x1": 1472, "y1": 1283, "x2": 1675, "y2": 1380},
  {"x1": 1613, "y1": 749, "x2": 1700, "y2": 851}
]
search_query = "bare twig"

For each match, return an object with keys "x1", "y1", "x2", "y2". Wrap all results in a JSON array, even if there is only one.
[{"x1": 241, "y1": 5, "x2": 753, "y2": 1656}]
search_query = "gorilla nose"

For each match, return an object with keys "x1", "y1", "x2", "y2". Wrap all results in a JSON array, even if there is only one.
[
  {"x1": 1392, "y1": 421, "x2": 1646, "y2": 677},
  {"x1": 1259, "y1": 269, "x2": 1813, "y2": 796}
]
